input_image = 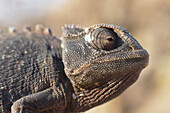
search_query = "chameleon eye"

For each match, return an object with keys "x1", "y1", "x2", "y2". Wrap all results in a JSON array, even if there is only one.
[{"x1": 89, "y1": 28, "x2": 117, "y2": 51}]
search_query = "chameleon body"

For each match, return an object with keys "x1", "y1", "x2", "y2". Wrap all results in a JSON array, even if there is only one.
[{"x1": 0, "y1": 24, "x2": 149, "y2": 113}]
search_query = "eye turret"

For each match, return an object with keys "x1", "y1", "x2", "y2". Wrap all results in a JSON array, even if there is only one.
[{"x1": 89, "y1": 28, "x2": 117, "y2": 51}]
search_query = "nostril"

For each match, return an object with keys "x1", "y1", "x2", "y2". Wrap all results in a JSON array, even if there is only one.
[{"x1": 129, "y1": 46, "x2": 134, "y2": 50}]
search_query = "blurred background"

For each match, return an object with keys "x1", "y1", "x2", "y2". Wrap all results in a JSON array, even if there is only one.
[{"x1": 0, "y1": 0, "x2": 170, "y2": 113}]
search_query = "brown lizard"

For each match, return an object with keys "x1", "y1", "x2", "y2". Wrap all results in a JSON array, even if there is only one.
[{"x1": 0, "y1": 24, "x2": 149, "y2": 113}]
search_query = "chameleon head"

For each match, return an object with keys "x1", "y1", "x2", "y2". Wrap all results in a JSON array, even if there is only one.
[{"x1": 62, "y1": 24, "x2": 149, "y2": 92}]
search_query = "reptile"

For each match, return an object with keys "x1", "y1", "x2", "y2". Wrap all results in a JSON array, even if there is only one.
[{"x1": 0, "y1": 24, "x2": 149, "y2": 113}]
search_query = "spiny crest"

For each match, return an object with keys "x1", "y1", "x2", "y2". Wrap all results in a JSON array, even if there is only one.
[
  {"x1": 44, "y1": 28, "x2": 52, "y2": 36},
  {"x1": 0, "y1": 24, "x2": 53, "y2": 36},
  {"x1": 23, "y1": 25, "x2": 31, "y2": 33},
  {"x1": 8, "y1": 27, "x2": 17, "y2": 34},
  {"x1": 62, "y1": 24, "x2": 86, "y2": 38},
  {"x1": 34, "y1": 25, "x2": 52, "y2": 35},
  {"x1": 35, "y1": 24, "x2": 44, "y2": 34},
  {"x1": 62, "y1": 24, "x2": 85, "y2": 31}
]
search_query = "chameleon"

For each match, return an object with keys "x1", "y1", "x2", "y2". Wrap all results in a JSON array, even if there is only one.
[{"x1": 0, "y1": 24, "x2": 149, "y2": 113}]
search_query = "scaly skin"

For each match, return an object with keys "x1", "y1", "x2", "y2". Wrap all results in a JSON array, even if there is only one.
[
  {"x1": 0, "y1": 24, "x2": 149, "y2": 113},
  {"x1": 0, "y1": 26, "x2": 73, "y2": 113},
  {"x1": 61, "y1": 24, "x2": 149, "y2": 112}
]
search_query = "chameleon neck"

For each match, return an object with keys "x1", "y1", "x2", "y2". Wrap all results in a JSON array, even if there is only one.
[
  {"x1": 72, "y1": 70, "x2": 140, "y2": 112},
  {"x1": 72, "y1": 80, "x2": 121, "y2": 112}
]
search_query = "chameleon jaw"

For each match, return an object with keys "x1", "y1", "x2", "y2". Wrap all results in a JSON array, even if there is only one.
[{"x1": 65, "y1": 48, "x2": 149, "y2": 77}]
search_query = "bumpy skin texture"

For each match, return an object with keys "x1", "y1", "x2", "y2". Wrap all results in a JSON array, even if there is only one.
[
  {"x1": 62, "y1": 24, "x2": 149, "y2": 112},
  {"x1": 0, "y1": 27, "x2": 73, "y2": 113},
  {"x1": 0, "y1": 24, "x2": 149, "y2": 113}
]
